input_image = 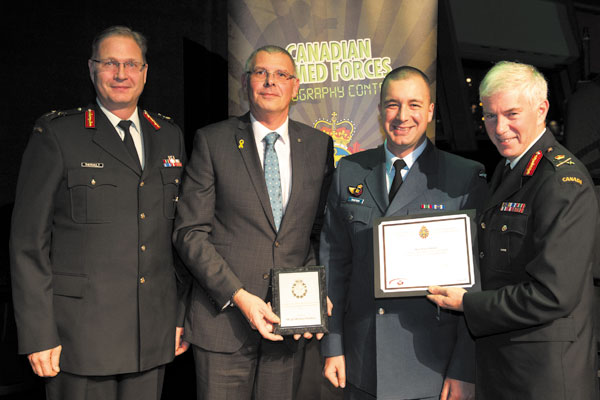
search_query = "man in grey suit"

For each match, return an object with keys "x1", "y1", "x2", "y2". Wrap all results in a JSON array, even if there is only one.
[
  {"x1": 173, "y1": 45, "x2": 334, "y2": 399},
  {"x1": 321, "y1": 66, "x2": 488, "y2": 399},
  {"x1": 10, "y1": 26, "x2": 188, "y2": 400}
]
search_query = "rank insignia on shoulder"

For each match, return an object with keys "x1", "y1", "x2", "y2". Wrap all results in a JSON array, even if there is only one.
[
  {"x1": 523, "y1": 151, "x2": 542, "y2": 176},
  {"x1": 500, "y1": 202, "x2": 526, "y2": 213},
  {"x1": 421, "y1": 204, "x2": 445, "y2": 210},
  {"x1": 555, "y1": 157, "x2": 575, "y2": 167},
  {"x1": 348, "y1": 184, "x2": 363, "y2": 197},
  {"x1": 85, "y1": 109, "x2": 95, "y2": 128},
  {"x1": 143, "y1": 110, "x2": 161, "y2": 130},
  {"x1": 163, "y1": 155, "x2": 182, "y2": 167},
  {"x1": 346, "y1": 197, "x2": 364, "y2": 204},
  {"x1": 561, "y1": 176, "x2": 583, "y2": 185}
]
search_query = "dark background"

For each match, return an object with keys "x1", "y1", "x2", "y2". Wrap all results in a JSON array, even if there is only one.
[{"x1": 1, "y1": 0, "x2": 599, "y2": 398}]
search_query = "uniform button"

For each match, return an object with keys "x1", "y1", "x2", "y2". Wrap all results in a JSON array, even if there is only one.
[
  {"x1": 141, "y1": 245, "x2": 146, "y2": 252},
  {"x1": 274, "y1": 241, "x2": 280, "y2": 248},
  {"x1": 140, "y1": 213, "x2": 146, "y2": 219},
  {"x1": 139, "y1": 181, "x2": 145, "y2": 187},
  {"x1": 91, "y1": 179, "x2": 96, "y2": 185},
  {"x1": 480, "y1": 222, "x2": 486, "y2": 229},
  {"x1": 263, "y1": 273, "x2": 270, "y2": 280},
  {"x1": 378, "y1": 308, "x2": 385, "y2": 315},
  {"x1": 347, "y1": 214, "x2": 354, "y2": 221},
  {"x1": 140, "y1": 277, "x2": 146, "y2": 284},
  {"x1": 175, "y1": 178, "x2": 180, "y2": 184},
  {"x1": 479, "y1": 251, "x2": 484, "y2": 258},
  {"x1": 501, "y1": 225, "x2": 508, "y2": 232}
]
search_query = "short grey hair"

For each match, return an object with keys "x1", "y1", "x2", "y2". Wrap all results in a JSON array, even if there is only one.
[
  {"x1": 244, "y1": 45, "x2": 296, "y2": 75},
  {"x1": 91, "y1": 26, "x2": 148, "y2": 62},
  {"x1": 479, "y1": 61, "x2": 547, "y2": 105}
]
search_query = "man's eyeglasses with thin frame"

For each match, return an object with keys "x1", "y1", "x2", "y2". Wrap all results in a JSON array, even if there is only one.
[
  {"x1": 91, "y1": 59, "x2": 147, "y2": 73},
  {"x1": 246, "y1": 68, "x2": 296, "y2": 83}
]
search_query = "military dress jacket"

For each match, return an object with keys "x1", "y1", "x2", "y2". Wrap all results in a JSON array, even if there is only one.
[
  {"x1": 10, "y1": 104, "x2": 187, "y2": 376},
  {"x1": 173, "y1": 113, "x2": 334, "y2": 352},
  {"x1": 320, "y1": 141, "x2": 488, "y2": 399},
  {"x1": 463, "y1": 131, "x2": 598, "y2": 399}
]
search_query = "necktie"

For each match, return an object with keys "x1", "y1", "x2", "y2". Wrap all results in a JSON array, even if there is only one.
[
  {"x1": 492, "y1": 162, "x2": 511, "y2": 192},
  {"x1": 502, "y1": 163, "x2": 511, "y2": 182},
  {"x1": 388, "y1": 159, "x2": 407, "y2": 202},
  {"x1": 264, "y1": 132, "x2": 283, "y2": 231},
  {"x1": 117, "y1": 120, "x2": 141, "y2": 170}
]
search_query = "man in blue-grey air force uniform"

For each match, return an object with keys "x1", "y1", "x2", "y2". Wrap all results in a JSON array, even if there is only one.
[{"x1": 321, "y1": 66, "x2": 488, "y2": 400}]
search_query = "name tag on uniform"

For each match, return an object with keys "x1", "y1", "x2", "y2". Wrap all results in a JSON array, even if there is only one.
[
  {"x1": 346, "y1": 197, "x2": 364, "y2": 204},
  {"x1": 81, "y1": 162, "x2": 104, "y2": 168}
]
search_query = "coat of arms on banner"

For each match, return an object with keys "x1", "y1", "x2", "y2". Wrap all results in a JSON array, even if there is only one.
[{"x1": 314, "y1": 112, "x2": 363, "y2": 166}]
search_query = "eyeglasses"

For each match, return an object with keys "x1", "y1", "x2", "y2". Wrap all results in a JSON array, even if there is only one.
[
  {"x1": 246, "y1": 68, "x2": 296, "y2": 83},
  {"x1": 91, "y1": 59, "x2": 147, "y2": 72}
]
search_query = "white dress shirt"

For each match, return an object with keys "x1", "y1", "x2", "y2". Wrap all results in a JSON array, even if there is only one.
[
  {"x1": 250, "y1": 114, "x2": 292, "y2": 211},
  {"x1": 384, "y1": 138, "x2": 428, "y2": 192},
  {"x1": 97, "y1": 100, "x2": 145, "y2": 169}
]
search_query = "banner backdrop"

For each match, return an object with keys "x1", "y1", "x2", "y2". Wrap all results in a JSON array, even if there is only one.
[{"x1": 228, "y1": 0, "x2": 438, "y2": 164}]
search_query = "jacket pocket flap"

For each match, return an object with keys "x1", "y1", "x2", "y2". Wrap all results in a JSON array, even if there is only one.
[
  {"x1": 160, "y1": 168, "x2": 182, "y2": 185},
  {"x1": 67, "y1": 168, "x2": 115, "y2": 188},
  {"x1": 53, "y1": 273, "x2": 88, "y2": 298}
]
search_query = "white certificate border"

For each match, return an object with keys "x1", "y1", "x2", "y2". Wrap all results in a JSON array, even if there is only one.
[{"x1": 374, "y1": 211, "x2": 475, "y2": 297}]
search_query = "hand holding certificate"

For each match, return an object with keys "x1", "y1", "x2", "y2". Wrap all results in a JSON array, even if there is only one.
[{"x1": 374, "y1": 210, "x2": 476, "y2": 297}]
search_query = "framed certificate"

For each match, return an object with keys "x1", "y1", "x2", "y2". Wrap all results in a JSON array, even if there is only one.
[
  {"x1": 374, "y1": 210, "x2": 476, "y2": 298},
  {"x1": 272, "y1": 265, "x2": 328, "y2": 335}
]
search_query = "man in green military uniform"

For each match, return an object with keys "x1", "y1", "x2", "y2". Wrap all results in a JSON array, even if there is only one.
[{"x1": 428, "y1": 61, "x2": 598, "y2": 399}]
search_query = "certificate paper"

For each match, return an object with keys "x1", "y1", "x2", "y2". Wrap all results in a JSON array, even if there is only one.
[
  {"x1": 374, "y1": 211, "x2": 475, "y2": 297},
  {"x1": 272, "y1": 266, "x2": 328, "y2": 335}
]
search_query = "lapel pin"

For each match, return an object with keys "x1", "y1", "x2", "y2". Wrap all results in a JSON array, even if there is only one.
[
  {"x1": 238, "y1": 139, "x2": 244, "y2": 149},
  {"x1": 348, "y1": 184, "x2": 363, "y2": 197}
]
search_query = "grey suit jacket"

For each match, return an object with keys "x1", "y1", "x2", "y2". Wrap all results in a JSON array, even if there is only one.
[
  {"x1": 320, "y1": 141, "x2": 488, "y2": 399},
  {"x1": 10, "y1": 104, "x2": 187, "y2": 375},
  {"x1": 173, "y1": 113, "x2": 334, "y2": 352}
]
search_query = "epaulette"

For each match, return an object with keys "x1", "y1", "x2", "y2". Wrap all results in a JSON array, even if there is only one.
[
  {"x1": 35, "y1": 107, "x2": 87, "y2": 134},
  {"x1": 543, "y1": 146, "x2": 576, "y2": 169},
  {"x1": 41, "y1": 107, "x2": 86, "y2": 121}
]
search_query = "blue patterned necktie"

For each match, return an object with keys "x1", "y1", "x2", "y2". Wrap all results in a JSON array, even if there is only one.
[{"x1": 264, "y1": 132, "x2": 283, "y2": 231}]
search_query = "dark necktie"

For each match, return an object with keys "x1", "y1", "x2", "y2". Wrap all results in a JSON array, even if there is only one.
[
  {"x1": 117, "y1": 120, "x2": 141, "y2": 170},
  {"x1": 389, "y1": 159, "x2": 407, "y2": 202},
  {"x1": 264, "y1": 132, "x2": 283, "y2": 231},
  {"x1": 502, "y1": 163, "x2": 511, "y2": 182}
]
